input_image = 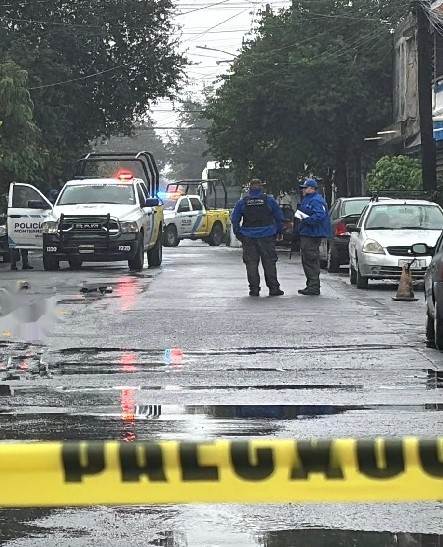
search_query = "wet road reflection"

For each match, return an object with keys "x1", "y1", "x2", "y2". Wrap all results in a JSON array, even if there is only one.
[
  {"x1": 0, "y1": 244, "x2": 442, "y2": 545},
  {"x1": 258, "y1": 528, "x2": 443, "y2": 547},
  {"x1": 120, "y1": 387, "x2": 136, "y2": 442},
  {"x1": 0, "y1": 506, "x2": 441, "y2": 546}
]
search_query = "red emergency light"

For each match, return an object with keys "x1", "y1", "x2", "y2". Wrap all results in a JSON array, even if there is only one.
[{"x1": 115, "y1": 169, "x2": 134, "y2": 181}]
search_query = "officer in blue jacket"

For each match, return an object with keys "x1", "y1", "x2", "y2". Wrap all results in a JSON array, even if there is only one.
[
  {"x1": 231, "y1": 179, "x2": 284, "y2": 297},
  {"x1": 297, "y1": 178, "x2": 331, "y2": 295}
]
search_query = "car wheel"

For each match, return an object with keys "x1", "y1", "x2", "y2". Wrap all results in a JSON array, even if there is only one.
[
  {"x1": 225, "y1": 226, "x2": 232, "y2": 247},
  {"x1": 426, "y1": 310, "x2": 436, "y2": 346},
  {"x1": 68, "y1": 258, "x2": 83, "y2": 270},
  {"x1": 356, "y1": 262, "x2": 368, "y2": 289},
  {"x1": 208, "y1": 222, "x2": 224, "y2": 246},
  {"x1": 147, "y1": 231, "x2": 163, "y2": 268},
  {"x1": 163, "y1": 225, "x2": 179, "y2": 247},
  {"x1": 434, "y1": 300, "x2": 443, "y2": 350},
  {"x1": 327, "y1": 246, "x2": 341, "y2": 273},
  {"x1": 43, "y1": 253, "x2": 59, "y2": 271},
  {"x1": 128, "y1": 233, "x2": 144, "y2": 271},
  {"x1": 349, "y1": 263, "x2": 357, "y2": 285}
]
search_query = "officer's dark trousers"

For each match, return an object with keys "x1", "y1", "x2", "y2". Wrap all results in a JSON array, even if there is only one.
[
  {"x1": 300, "y1": 236, "x2": 322, "y2": 292},
  {"x1": 11, "y1": 249, "x2": 30, "y2": 269},
  {"x1": 242, "y1": 236, "x2": 280, "y2": 291}
]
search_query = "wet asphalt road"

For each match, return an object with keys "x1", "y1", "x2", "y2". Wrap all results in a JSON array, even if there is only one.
[{"x1": 0, "y1": 243, "x2": 442, "y2": 546}]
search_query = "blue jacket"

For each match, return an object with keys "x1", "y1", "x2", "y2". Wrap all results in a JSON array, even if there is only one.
[
  {"x1": 231, "y1": 189, "x2": 284, "y2": 238},
  {"x1": 298, "y1": 192, "x2": 331, "y2": 238}
]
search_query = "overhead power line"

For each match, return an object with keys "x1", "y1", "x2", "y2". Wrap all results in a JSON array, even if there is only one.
[
  {"x1": 1, "y1": 16, "x2": 100, "y2": 28},
  {"x1": 183, "y1": 8, "x2": 250, "y2": 43},
  {"x1": 29, "y1": 64, "x2": 126, "y2": 90},
  {"x1": 177, "y1": 0, "x2": 233, "y2": 16}
]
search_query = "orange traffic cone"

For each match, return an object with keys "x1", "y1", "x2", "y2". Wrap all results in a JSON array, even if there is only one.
[{"x1": 392, "y1": 262, "x2": 418, "y2": 301}]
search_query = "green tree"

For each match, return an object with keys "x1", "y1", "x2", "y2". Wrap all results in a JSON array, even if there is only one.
[
  {"x1": 206, "y1": 0, "x2": 408, "y2": 195},
  {"x1": 0, "y1": 0, "x2": 184, "y2": 186},
  {"x1": 366, "y1": 155, "x2": 422, "y2": 191},
  {"x1": 168, "y1": 99, "x2": 212, "y2": 179},
  {"x1": 0, "y1": 61, "x2": 45, "y2": 193}
]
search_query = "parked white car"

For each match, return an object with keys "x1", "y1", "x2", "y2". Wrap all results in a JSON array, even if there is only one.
[{"x1": 349, "y1": 199, "x2": 443, "y2": 288}]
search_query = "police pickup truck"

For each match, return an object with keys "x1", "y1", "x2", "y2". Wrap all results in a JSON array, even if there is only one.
[
  {"x1": 162, "y1": 180, "x2": 230, "y2": 247},
  {"x1": 7, "y1": 151, "x2": 163, "y2": 271}
]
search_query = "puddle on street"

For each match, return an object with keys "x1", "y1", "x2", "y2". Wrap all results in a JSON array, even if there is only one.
[
  {"x1": 257, "y1": 528, "x2": 442, "y2": 546},
  {"x1": 0, "y1": 510, "x2": 441, "y2": 546},
  {"x1": 0, "y1": 399, "x2": 440, "y2": 444}
]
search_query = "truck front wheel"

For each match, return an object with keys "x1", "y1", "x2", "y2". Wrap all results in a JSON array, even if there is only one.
[
  {"x1": 128, "y1": 233, "x2": 145, "y2": 271},
  {"x1": 43, "y1": 253, "x2": 59, "y2": 271},
  {"x1": 208, "y1": 222, "x2": 224, "y2": 246},
  {"x1": 163, "y1": 225, "x2": 179, "y2": 247},
  {"x1": 68, "y1": 257, "x2": 83, "y2": 270},
  {"x1": 147, "y1": 231, "x2": 163, "y2": 268}
]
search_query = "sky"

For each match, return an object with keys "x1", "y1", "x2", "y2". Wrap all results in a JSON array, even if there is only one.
[{"x1": 150, "y1": 0, "x2": 290, "y2": 134}]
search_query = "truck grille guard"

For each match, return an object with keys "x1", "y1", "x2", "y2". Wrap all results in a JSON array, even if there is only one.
[{"x1": 58, "y1": 214, "x2": 119, "y2": 248}]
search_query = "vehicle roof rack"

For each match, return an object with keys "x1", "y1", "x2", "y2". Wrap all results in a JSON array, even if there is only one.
[
  {"x1": 75, "y1": 151, "x2": 160, "y2": 195},
  {"x1": 166, "y1": 179, "x2": 227, "y2": 209}
]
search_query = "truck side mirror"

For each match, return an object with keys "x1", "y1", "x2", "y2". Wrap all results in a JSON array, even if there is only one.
[{"x1": 347, "y1": 224, "x2": 360, "y2": 233}]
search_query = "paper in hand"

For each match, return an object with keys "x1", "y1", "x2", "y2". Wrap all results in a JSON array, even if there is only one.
[{"x1": 294, "y1": 209, "x2": 309, "y2": 220}]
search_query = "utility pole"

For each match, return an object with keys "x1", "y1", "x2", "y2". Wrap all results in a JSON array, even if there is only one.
[{"x1": 416, "y1": 0, "x2": 437, "y2": 192}]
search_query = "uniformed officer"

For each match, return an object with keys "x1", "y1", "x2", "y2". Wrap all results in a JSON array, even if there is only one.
[
  {"x1": 231, "y1": 179, "x2": 284, "y2": 297},
  {"x1": 297, "y1": 178, "x2": 331, "y2": 295}
]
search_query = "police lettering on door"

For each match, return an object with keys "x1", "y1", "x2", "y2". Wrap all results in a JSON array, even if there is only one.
[{"x1": 14, "y1": 220, "x2": 43, "y2": 234}]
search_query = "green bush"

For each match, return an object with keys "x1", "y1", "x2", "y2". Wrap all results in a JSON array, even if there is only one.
[{"x1": 367, "y1": 155, "x2": 422, "y2": 191}]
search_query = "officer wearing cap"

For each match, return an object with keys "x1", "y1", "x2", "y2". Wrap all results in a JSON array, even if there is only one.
[
  {"x1": 231, "y1": 178, "x2": 284, "y2": 297},
  {"x1": 297, "y1": 178, "x2": 331, "y2": 295}
]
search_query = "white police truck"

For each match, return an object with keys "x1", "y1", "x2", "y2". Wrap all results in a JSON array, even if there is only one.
[{"x1": 7, "y1": 151, "x2": 163, "y2": 272}]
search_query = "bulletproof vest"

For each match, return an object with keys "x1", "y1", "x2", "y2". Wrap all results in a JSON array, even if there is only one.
[{"x1": 242, "y1": 194, "x2": 274, "y2": 228}]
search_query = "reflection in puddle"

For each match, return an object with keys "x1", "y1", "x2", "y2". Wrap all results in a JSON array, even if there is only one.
[
  {"x1": 185, "y1": 404, "x2": 363, "y2": 419},
  {"x1": 427, "y1": 369, "x2": 443, "y2": 390},
  {"x1": 120, "y1": 387, "x2": 136, "y2": 441},
  {"x1": 258, "y1": 528, "x2": 442, "y2": 546},
  {"x1": 163, "y1": 347, "x2": 184, "y2": 366},
  {"x1": 120, "y1": 352, "x2": 138, "y2": 372},
  {"x1": 114, "y1": 277, "x2": 138, "y2": 311}
]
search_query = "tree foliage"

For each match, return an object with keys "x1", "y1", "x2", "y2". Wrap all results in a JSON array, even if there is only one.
[
  {"x1": 0, "y1": 0, "x2": 183, "y2": 187},
  {"x1": 167, "y1": 99, "x2": 212, "y2": 180},
  {"x1": 366, "y1": 155, "x2": 422, "y2": 191},
  {"x1": 91, "y1": 121, "x2": 169, "y2": 172},
  {"x1": 206, "y1": 0, "x2": 409, "y2": 195},
  {"x1": 0, "y1": 61, "x2": 45, "y2": 192}
]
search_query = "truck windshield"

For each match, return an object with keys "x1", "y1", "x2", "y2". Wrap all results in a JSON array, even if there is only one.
[
  {"x1": 365, "y1": 204, "x2": 443, "y2": 230},
  {"x1": 57, "y1": 184, "x2": 136, "y2": 205}
]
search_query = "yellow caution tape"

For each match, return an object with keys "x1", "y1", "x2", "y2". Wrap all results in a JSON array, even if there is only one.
[{"x1": 0, "y1": 437, "x2": 442, "y2": 507}]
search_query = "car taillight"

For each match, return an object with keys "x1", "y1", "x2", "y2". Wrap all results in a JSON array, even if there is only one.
[{"x1": 335, "y1": 221, "x2": 349, "y2": 237}]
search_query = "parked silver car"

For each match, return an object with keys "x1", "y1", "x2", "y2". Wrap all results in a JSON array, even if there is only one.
[{"x1": 348, "y1": 199, "x2": 443, "y2": 289}]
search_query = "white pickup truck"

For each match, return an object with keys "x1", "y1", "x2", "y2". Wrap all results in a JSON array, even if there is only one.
[
  {"x1": 7, "y1": 176, "x2": 163, "y2": 272},
  {"x1": 162, "y1": 193, "x2": 230, "y2": 247}
]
